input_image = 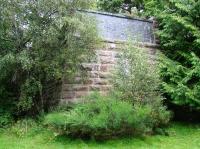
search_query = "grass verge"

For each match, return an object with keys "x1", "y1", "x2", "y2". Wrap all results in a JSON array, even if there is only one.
[{"x1": 0, "y1": 122, "x2": 199, "y2": 149}]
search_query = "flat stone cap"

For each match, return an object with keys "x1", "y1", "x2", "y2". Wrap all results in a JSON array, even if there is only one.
[{"x1": 81, "y1": 10, "x2": 155, "y2": 44}]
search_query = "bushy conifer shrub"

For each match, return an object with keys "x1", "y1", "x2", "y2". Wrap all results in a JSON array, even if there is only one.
[{"x1": 44, "y1": 93, "x2": 170, "y2": 139}]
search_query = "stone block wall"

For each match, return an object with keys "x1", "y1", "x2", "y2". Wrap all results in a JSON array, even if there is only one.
[
  {"x1": 60, "y1": 41, "x2": 158, "y2": 103},
  {"x1": 60, "y1": 10, "x2": 158, "y2": 103}
]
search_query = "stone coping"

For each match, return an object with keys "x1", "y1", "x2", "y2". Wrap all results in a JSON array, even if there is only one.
[{"x1": 101, "y1": 39, "x2": 159, "y2": 48}]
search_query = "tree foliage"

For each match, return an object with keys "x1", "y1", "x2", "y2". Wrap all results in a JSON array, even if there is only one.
[
  {"x1": 112, "y1": 43, "x2": 160, "y2": 104},
  {"x1": 0, "y1": 0, "x2": 98, "y2": 117},
  {"x1": 112, "y1": 43, "x2": 171, "y2": 123},
  {"x1": 97, "y1": 0, "x2": 144, "y2": 14},
  {"x1": 145, "y1": 0, "x2": 200, "y2": 110}
]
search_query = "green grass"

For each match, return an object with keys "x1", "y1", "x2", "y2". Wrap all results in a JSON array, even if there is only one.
[{"x1": 0, "y1": 123, "x2": 199, "y2": 149}]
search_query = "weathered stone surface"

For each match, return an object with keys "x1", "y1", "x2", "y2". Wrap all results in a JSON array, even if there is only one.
[
  {"x1": 83, "y1": 79, "x2": 93, "y2": 85},
  {"x1": 62, "y1": 42, "x2": 157, "y2": 102},
  {"x1": 61, "y1": 10, "x2": 157, "y2": 102},
  {"x1": 63, "y1": 84, "x2": 73, "y2": 91},
  {"x1": 99, "y1": 72, "x2": 111, "y2": 79},
  {"x1": 74, "y1": 86, "x2": 89, "y2": 91},
  {"x1": 94, "y1": 78, "x2": 108, "y2": 85},
  {"x1": 100, "y1": 65, "x2": 108, "y2": 72},
  {"x1": 63, "y1": 91, "x2": 75, "y2": 99},
  {"x1": 90, "y1": 85, "x2": 101, "y2": 91},
  {"x1": 75, "y1": 91, "x2": 89, "y2": 98},
  {"x1": 98, "y1": 50, "x2": 113, "y2": 56},
  {"x1": 85, "y1": 10, "x2": 155, "y2": 43},
  {"x1": 89, "y1": 71, "x2": 99, "y2": 78},
  {"x1": 61, "y1": 8, "x2": 157, "y2": 103},
  {"x1": 100, "y1": 64, "x2": 114, "y2": 72},
  {"x1": 82, "y1": 64, "x2": 100, "y2": 71},
  {"x1": 100, "y1": 56, "x2": 115, "y2": 64}
]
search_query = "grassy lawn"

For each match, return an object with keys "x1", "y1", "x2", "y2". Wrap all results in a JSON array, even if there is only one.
[{"x1": 0, "y1": 123, "x2": 199, "y2": 149}]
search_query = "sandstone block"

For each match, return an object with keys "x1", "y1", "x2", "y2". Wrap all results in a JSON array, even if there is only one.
[
  {"x1": 82, "y1": 64, "x2": 99, "y2": 71},
  {"x1": 63, "y1": 84, "x2": 73, "y2": 91},
  {"x1": 99, "y1": 72, "x2": 111, "y2": 79},
  {"x1": 83, "y1": 79, "x2": 93, "y2": 85},
  {"x1": 63, "y1": 91, "x2": 75, "y2": 99},
  {"x1": 98, "y1": 50, "x2": 113, "y2": 56},
  {"x1": 93, "y1": 78, "x2": 108, "y2": 85},
  {"x1": 101, "y1": 85, "x2": 112, "y2": 91},
  {"x1": 75, "y1": 91, "x2": 89, "y2": 98},
  {"x1": 89, "y1": 85, "x2": 101, "y2": 91},
  {"x1": 74, "y1": 86, "x2": 89, "y2": 91},
  {"x1": 100, "y1": 64, "x2": 114, "y2": 72},
  {"x1": 89, "y1": 71, "x2": 99, "y2": 78},
  {"x1": 100, "y1": 56, "x2": 114, "y2": 64}
]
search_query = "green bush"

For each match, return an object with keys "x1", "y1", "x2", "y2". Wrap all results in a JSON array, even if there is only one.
[
  {"x1": 0, "y1": 112, "x2": 12, "y2": 128},
  {"x1": 9, "y1": 119, "x2": 44, "y2": 138},
  {"x1": 44, "y1": 93, "x2": 170, "y2": 139},
  {"x1": 0, "y1": 101, "x2": 14, "y2": 128}
]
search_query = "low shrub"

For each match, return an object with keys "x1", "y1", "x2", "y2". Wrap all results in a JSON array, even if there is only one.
[
  {"x1": 0, "y1": 114, "x2": 12, "y2": 128},
  {"x1": 44, "y1": 93, "x2": 171, "y2": 139},
  {"x1": 10, "y1": 119, "x2": 44, "y2": 138},
  {"x1": 0, "y1": 110, "x2": 13, "y2": 128}
]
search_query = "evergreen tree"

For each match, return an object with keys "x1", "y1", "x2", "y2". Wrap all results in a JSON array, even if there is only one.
[{"x1": 145, "y1": 0, "x2": 200, "y2": 110}]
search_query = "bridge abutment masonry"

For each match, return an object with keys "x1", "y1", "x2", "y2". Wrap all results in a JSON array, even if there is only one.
[{"x1": 60, "y1": 11, "x2": 158, "y2": 103}]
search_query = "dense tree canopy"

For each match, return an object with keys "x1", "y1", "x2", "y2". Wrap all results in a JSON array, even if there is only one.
[
  {"x1": 145, "y1": 0, "x2": 200, "y2": 110},
  {"x1": 97, "y1": 0, "x2": 144, "y2": 14},
  {"x1": 0, "y1": 0, "x2": 98, "y2": 117}
]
